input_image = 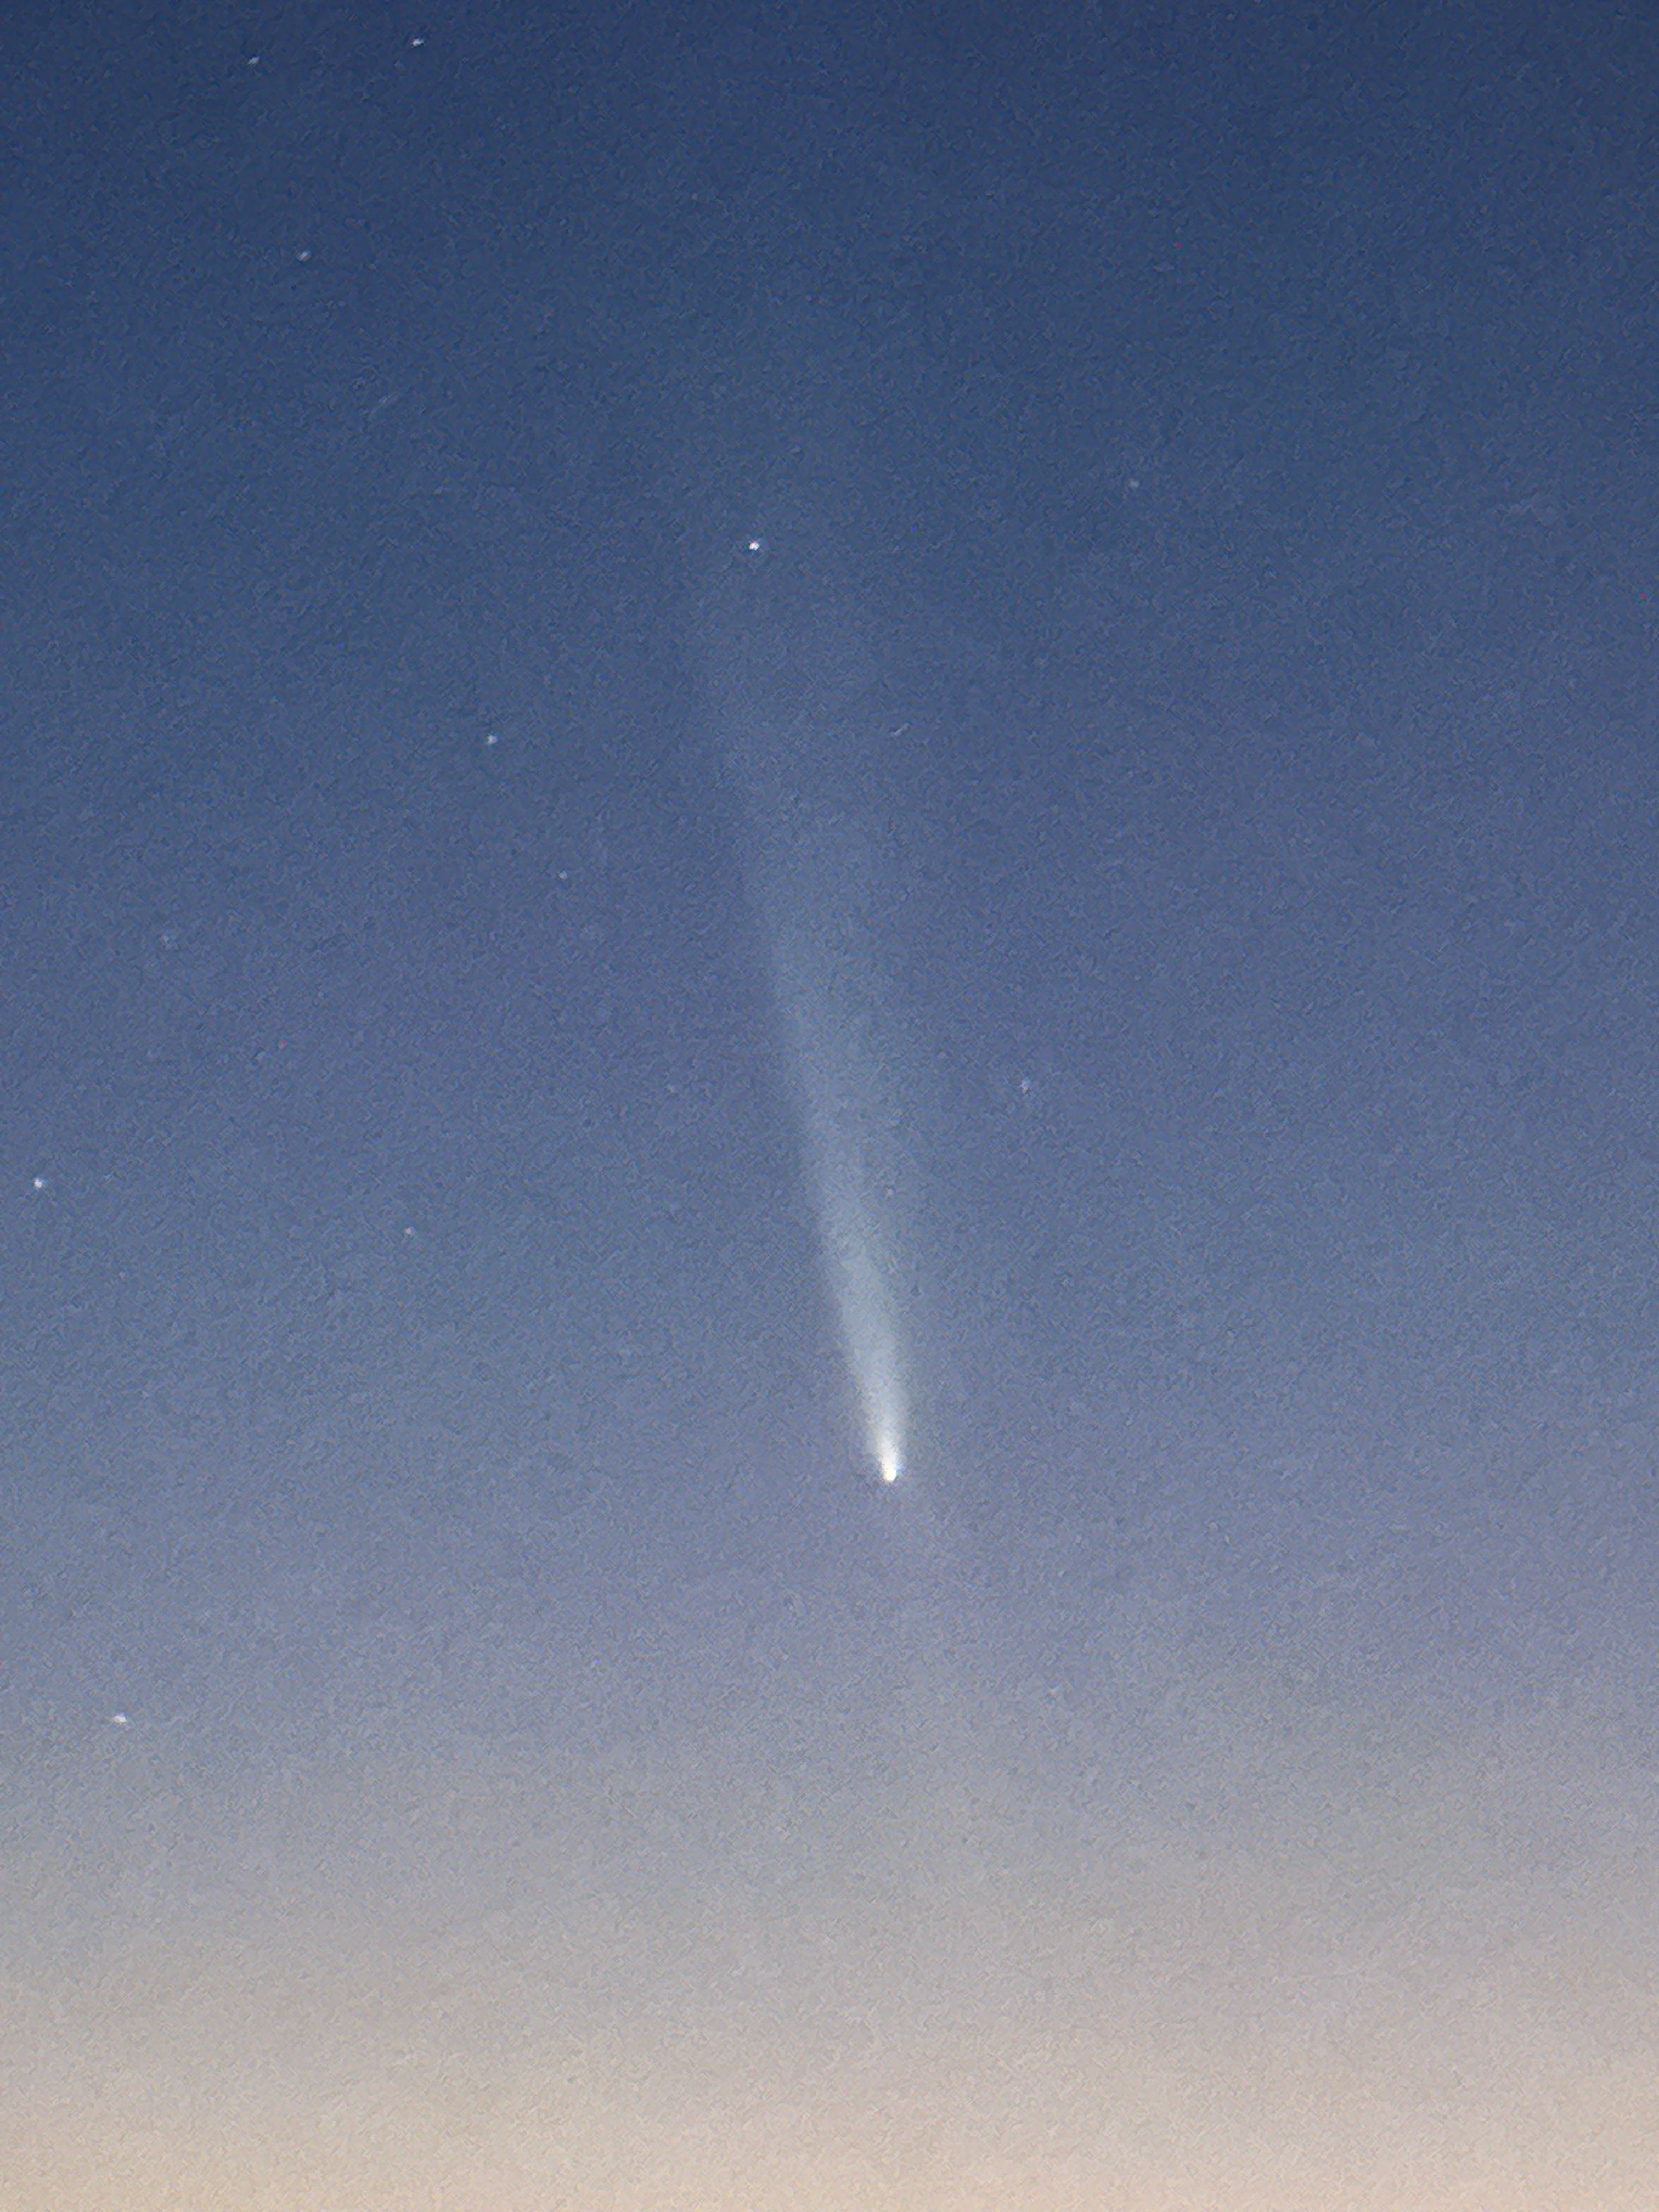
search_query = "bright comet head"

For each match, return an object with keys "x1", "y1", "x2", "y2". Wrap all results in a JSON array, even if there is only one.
[{"x1": 877, "y1": 1436, "x2": 904, "y2": 1485}]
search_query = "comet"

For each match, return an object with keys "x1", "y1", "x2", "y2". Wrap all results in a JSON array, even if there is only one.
[{"x1": 697, "y1": 529, "x2": 912, "y2": 1487}]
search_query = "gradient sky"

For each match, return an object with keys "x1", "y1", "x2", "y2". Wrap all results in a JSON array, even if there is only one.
[{"x1": 3, "y1": 4, "x2": 1657, "y2": 2206}]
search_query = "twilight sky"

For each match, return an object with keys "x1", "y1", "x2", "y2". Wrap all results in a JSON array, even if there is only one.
[{"x1": 3, "y1": 4, "x2": 1657, "y2": 2205}]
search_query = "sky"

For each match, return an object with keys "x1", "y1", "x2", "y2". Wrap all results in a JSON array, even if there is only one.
[{"x1": 2, "y1": 2, "x2": 1657, "y2": 2205}]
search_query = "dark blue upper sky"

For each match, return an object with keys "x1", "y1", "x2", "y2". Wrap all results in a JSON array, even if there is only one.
[{"x1": 5, "y1": 0, "x2": 1657, "y2": 1697}]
